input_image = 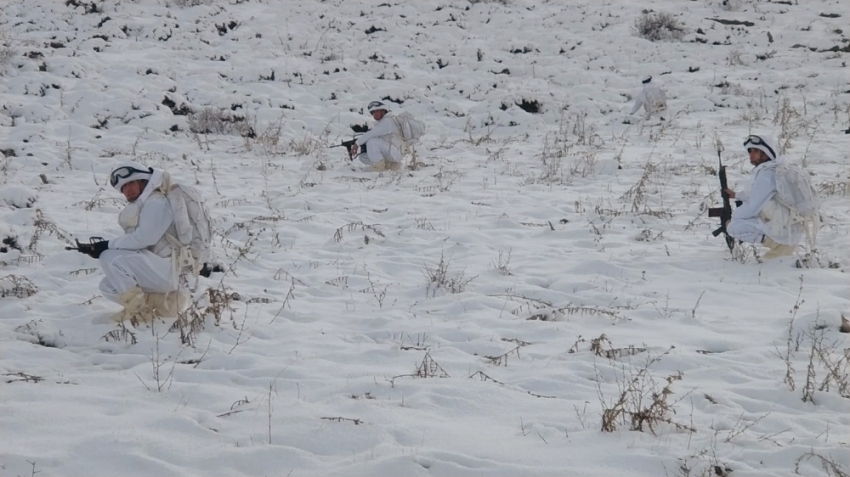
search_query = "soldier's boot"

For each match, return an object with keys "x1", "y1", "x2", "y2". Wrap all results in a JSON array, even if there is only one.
[
  {"x1": 369, "y1": 160, "x2": 389, "y2": 172},
  {"x1": 112, "y1": 286, "x2": 155, "y2": 324},
  {"x1": 762, "y1": 236, "x2": 796, "y2": 259},
  {"x1": 145, "y1": 289, "x2": 190, "y2": 318}
]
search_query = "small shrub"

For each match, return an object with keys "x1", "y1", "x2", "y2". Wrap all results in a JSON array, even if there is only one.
[
  {"x1": 0, "y1": 274, "x2": 38, "y2": 298},
  {"x1": 634, "y1": 12, "x2": 685, "y2": 42},
  {"x1": 289, "y1": 134, "x2": 324, "y2": 156},
  {"x1": 597, "y1": 347, "x2": 695, "y2": 435},
  {"x1": 0, "y1": 29, "x2": 16, "y2": 75},
  {"x1": 422, "y1": 253, "x2": 476, "y2": 298},
  {"x1": 188, "y1": 107, "x2": 254, "y2": 137},
  {"x1": 170, "y1": 0, "x2": 213, "y2": 6},
  {"x1": 727, "y1": 49, "x2": 746, "y2": 66}
]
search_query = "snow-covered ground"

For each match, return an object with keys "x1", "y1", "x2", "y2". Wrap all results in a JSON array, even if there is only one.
[{"x1": 1, "y1": 0, "x2": 849, "y2": 475}]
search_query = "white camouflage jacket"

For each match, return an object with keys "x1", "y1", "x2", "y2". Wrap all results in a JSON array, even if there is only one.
[
  {"x1": 109, "y1": 170, "x2": 178, "y2": 258},
  {"x1": 356, "y1": 113, "x2": 401, "y2": 146}
]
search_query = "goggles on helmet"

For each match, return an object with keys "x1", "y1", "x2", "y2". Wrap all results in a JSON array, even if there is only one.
[
  {"x1": 743, "y1": 135, "x2": 776, "y2": 160},
  {"x1": 110, "y1": 166, "x2": 153, "y2": 188},
  {"x1": 367, "y1": 101, "x2": 387, "y2": 112}
]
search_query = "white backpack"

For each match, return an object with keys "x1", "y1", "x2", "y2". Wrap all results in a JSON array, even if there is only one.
[
  {"x1": 393, "y1": 112, "x2": 425, "y2": 144},
  {"x1": 774, "y1": 161, "x2": 820, "y2": 218},
  {"x1": 773, "y1": 160, "x2": 821, "y2": 250},
  {"x1": 165, "y1": 183, "x2": 213, "y2": 276}
]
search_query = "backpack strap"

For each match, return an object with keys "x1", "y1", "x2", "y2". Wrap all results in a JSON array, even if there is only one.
[
  {"x1": 164, "y1": 233, "x2": 204, "y2": 295},
  {"x1": 801, "y1": 214, "x2": 820, "y2": 253}
]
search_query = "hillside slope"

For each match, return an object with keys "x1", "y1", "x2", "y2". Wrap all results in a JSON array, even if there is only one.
[{"x1": 1, "y1": 0, "x2": 849, "y2": 476}]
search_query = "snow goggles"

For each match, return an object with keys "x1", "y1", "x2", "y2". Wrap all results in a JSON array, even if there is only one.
[
  {"x1": 110, "y1": 166, "x2": 153, "y2": 187},
  {"x1": 743, "y1": 135, "x2": 775, "y2": 159}
]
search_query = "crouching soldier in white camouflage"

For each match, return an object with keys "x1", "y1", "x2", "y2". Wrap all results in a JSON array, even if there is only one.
[
  {"x1": 78, "y1": 162, "x2": 189, "y2": 323},
  {"x1": 629, "y1": 76, "x2": 667, "y2": 119},
  {"x1": 349, "y1": 100, "x2": 403, "y2": 172},
  {"x1": 723, "y1": 135, "x2": 803, "y2": 259}
]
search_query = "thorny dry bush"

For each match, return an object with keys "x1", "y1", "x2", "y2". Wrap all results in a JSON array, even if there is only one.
[
  {"x1": 588, "y1": 333, "x2": 648, "y2": 360},
  {"x1": 333, "y1": 221, "x2": 385, "y2": 243},
  {"x1": 727, "y1": 48, "x2": 746, "y2": 67},
  {"x1": 5, "y1": 371, "x2": 44, "y2": 383},
  {"x1": 491, "y1": 293, "x2": 623, "y2": 321},
  {"x1": 169, "y1": 0, "x2": 213, "y2": 6},
  {"x1": 777, "y1": 278, "x2": 849, "y2": 402},
  {"x1": 101, "y1": 321, "x2": 138, "y2": 345},
  {"x1": 422, "y1": 253, "x2": 476, "y2": 298},
  {"x1": 818, "y1": 177, "x2": 848, "y2": 198},
  {"x1": 795, "y1": 249, "x2": 841, "y2": 270},
  {"x1": 634, "y1": 12, "x2": 685, "y2": 42},
  {"x1": 0, "y1": 274, "x2": 39, "y2": 298},
  {"x1": 596, "y1": 346, "x2": 696, "y2": 435},
  {"x1": 492, "y1": 249, "x2": 512, "y2": 276},
  {"x1": 188, "y1": 107, "x2": 255, "y2": 137},
  {"x1": 289, "y1": 134, "x2": 325, "y2": 157},
  {"x1": 247, "y1": 115, "x2": 285, "y2": 156},
  {"x1": 794, "y1": 451, "x2": 849, "y2": 477},
  {"x1": 390, "y1": 351, "x2": 450, "y2": 386},
  {"x1": 527, "y1": 112, "x2": 603, "y2": 186},
  {"x1": 29, "y1": 209, "x2": 73, "y2": 251},
  {"x1": 773, "y1": 97, "x2": 805, "y2": 155},
  {"x1": 620, "y1": 161, "x2": 671, "y2": 218},
  {"x1": 462, "y1": 120, "x2": 496, "y2": 146},
  {"x1": 800, "y1": 321, "x2": 849, "y2": 403},
  {"x1": 14, "y1": 320, "x2": 62, "y2": 348},
  {"x1": 0, "y1": 28, "x2": 15, "y2": 75},
  {"x1": 531, "y1": 143, "x2": 567, "y2": 186},
  {"x1": 170, "y1": 286, "x2": 241, "y2": 346},
  {"x1": 666, "y1": 446, "x2": 732, "y2": 477}
]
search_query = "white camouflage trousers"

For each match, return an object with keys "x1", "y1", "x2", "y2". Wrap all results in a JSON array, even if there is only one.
[
  {"x1": 726, "y1": 217, "x2": 767, "y2": 244},
  {"x1": 98, "y1": 249, "x2": 177, "y2": 303},
  {"x1": 359, "y1": 136, "x2": 402, "y2": 165}
]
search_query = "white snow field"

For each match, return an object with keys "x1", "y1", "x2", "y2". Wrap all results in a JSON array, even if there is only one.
[{"x1": 1, "y1": 0, "x2": 849, "y2": 475}]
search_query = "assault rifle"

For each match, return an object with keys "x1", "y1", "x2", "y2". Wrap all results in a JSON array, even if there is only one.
[
  {"x1": 330, "y1": 137, "x2": 366, "y2": 160},
  {"x1": 65, "y1": 237, "x2": 106, "y2": 254},
  {"x1": 706, "y1": 141, "x2": 741, "y2": 253},
  {"x1": 68, "y1": 235, "x2": 223, "y2": 277}
]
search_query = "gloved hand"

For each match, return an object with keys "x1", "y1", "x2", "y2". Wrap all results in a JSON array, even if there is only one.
[
  {"x1": 199, "y1": 262, "x2": 224, "y2": 278},
  {"x1": 85, "y1": 240, "x2": 109, "y2": 259}
]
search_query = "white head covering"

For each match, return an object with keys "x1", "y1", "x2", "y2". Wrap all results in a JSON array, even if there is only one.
[
  {"x1": 743, "y1": 134, "x2": 777, "y2": 161},
  {"x1": 367, "y1": 100, "x2": 389, "y2": 113},
  {"x1": 110, "y1": 161, "x2": 153, "y2": 192}
]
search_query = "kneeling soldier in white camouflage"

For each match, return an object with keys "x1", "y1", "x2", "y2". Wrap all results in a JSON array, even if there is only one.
[
  {"x1": 349, "y1": 101, "x2": 403, "y2": 172},
  {"x1": 82, "y1": 162, "x2": 188, "y2": 323},
  {"x1": 629, "y1": 76, "x2": 667, "y2": 119},
  {"x1": 723, "y1": 135, "x2": 804, "y2": 259}
]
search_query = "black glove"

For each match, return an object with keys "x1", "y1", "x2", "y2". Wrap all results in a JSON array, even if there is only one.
[
  {"x1": 85, "y1": 240, "x2": 109, "y2": 259},
  {"x1": 199, "y1": 262, "x2": 224, "y2": 278}
]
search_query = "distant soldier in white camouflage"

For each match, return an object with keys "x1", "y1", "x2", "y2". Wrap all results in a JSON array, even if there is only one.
[
  {"x1": 349, "y1": 101, "x2": 404, "y2": 172},
  {"x1": 629, "y1": 76, "x2": 667, "y2": 119}
]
